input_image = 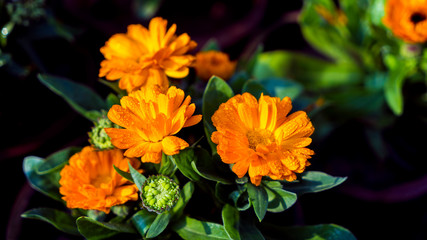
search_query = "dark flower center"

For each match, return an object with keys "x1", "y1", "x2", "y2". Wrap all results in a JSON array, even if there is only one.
[{"x1": 410, "y1": 12, "x2": 426, "y2": 24}]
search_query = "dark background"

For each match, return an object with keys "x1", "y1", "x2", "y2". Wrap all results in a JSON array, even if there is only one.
[{"x1": 2, "y1": 0, "x2": 426, "y2": 239}]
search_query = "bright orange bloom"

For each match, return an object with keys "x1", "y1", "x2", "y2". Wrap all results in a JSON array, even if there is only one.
[
  {"x1": 383, "y1": 0, "x2": 427, "y2": 43},
  {"x1": 59, "y1": 146, "x2": 140, "y2": 213},
  {"x1": 193, "y1": 50, "x2": 237, "y2": 81},
  {"x1": 99, "y1": 17, "x2": 197, "y2": 92},
  {"x1": 211, "y1": 93, "x2": 314, "y2": 186},
  {"x1": 105, "y1": 86, "x2": 202, "y2": 163}
]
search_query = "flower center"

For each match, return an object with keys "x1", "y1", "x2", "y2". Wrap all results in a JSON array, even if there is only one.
[
  {"x1": 410, "y1": 12, "x2": 426, "y2": 24},
  {"x1": 246, "y1": 129, "x2": 275, "y2": 150},
  {"x1": 92, "y1": 174, "x2": 112, "y2": 188}
]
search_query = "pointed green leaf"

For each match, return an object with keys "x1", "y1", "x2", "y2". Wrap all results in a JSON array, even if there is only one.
[
  {"x1": 76, "y1": 216, "x2": 136, "y2": 240},
  {"x1": 202, "y1": 76, "x2": 234, "y2": 153},
  {"x1": 262, "y1": 223, "x2": 356, "y2": 240},
  {"x1": 36, "y1": 147, "x2": 80, "y2": 174},
  {"x1": 23, "y1": 156, "x2": 62, "y2": 201},
  {"x1": 169, "y1": 148, "x2": 201, "y2": 182},
  {"x1": 282, "y1": 171, "x2": 347, "y2": 195},
  {"x1": 384, "y1": 58, "x2": 417, "y2": 115},
  {"x1": 128, "y1": 161, "x2": 146, "y2": 192},
  {"x1": 21, "y1": 208, "x2": 79, "y2": 235},
  {"x1": 171, "y1": 181, "x2": 195, "y2": 221},
  {"x1": 172, "y1": 216, "x2": 230, "y2": 240},
  {"x1": 242, "y1": 80, "x2": 268, "y2": 99},
  {"x1": 229, "y1": 71, "x2": 250, "y2": 94},
  {"x1": 239, "y1": 218, "x2": 265, "y2": 240},
  {"x1": 263, "y1": 182, "x2": 297, "y2": 213},
  {"x1": 146, "y1": 212, "x2": 172, "y2": 238},
  {"x1": 222, "y1": 204, "x2": 241, "y2": 240},
  {"x1": 159, "y1": 153, "x2": 177, "y2": 177},
  {"x1": 131, "y1": 209, "x2": 157, "y2": 236},
  {"x1": 113, "y1": 165, "x2": 133, "y2": 182},
  {"x1": 246, "y1": 183, "x2": 268, "y2": 222},
  {"x1": 38, "y1": 74, "x2": 107, "y2": 121},
  {"x1": 105, "y1": 93, "x2": 120, "y2": 108},
  {"x1": 191, "y1": 149, "x2": 235, "y2": 184}
]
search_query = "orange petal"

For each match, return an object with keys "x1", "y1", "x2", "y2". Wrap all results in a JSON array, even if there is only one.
[
  {"x1": 104, "y1": 128, "x2": 143, "y2": 149},
  {"x1": 161, "y1": 136, "x2": 189, "y2": 155}
]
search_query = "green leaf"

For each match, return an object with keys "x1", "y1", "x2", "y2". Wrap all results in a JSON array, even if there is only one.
[
  {"x1": 23, "y1": 156, "x2": 62, "y2": 201},
  {"x1": 384, "y1": 58, "x2": 417, "y2": 115},
  {"x1": 262, "y1": 223, "x2": 356, "y2": 240},
  {"x1": 263, "y1": 182, "x2": 297, "y2": 213},
  {"x1": 252, "y1": 51, "x2": 362, "y2": 90},
  {"x1": 36, "y1": 147, "x2": 80, "y2": 174},
  {"x1": 299, "y1": 0, "x2": 357, "y2": 63},
  {"x1": 133, "y1": 0, "x2": 162, "y2": 19},
  {"x1": 222, "y1": 204, "x2": 241, "y2": 240},
  {"x1": 239, "y1": 218, "x2": 265, "y2": 240},
  {"x1": 243, "y1": 78, "x2": 303, "y2": 100},
  {"x1": 201, "y1": 38, "x2": 221, "y2": 51},
  {"x1": 191, "y1": 149, "x2": 235, "y2": 184},
  {"x1": 169, "y1": 148, "x2": 201, "y2": 182},
  {"x1": 229, "y1": 71, "x2": 250, "y2": 94},
  {"x1": 76, "y1": 216, "x2": 136, "y2": 240},
  {"x1": 282, "y1": 171, "x2": 347, "y2": 195},
  {"x1": 246, "y1": 183, "x2": 268, "y2": 222},
  {"x1": 202, "y1": 76, "x2": 234, "y2": 153},
  {"x1": 146, "y1": 212, "x2": 172, "y2": 238},
  {"x1": 128, "y1": 161, "x2": 147, "y2": 192},
  {"x1": 241, "y1": 80, "x2": 268, "y2": 99},
  {"x1": 21, "y1": 208, "x2": 79, "y2": 235},
  {"x1": 171, "y1": 181, "x2": 195, "y2": 221},
  {"x1": 38, "y1": 74, "x2": 107, "y2": 121},
  {"x1": 105, "y1": 93, "x2": 120, "y2": 108},
  {"x1": 131, "y1": 209, "x2": 157, "y2": 237},
  {"x1": 113, "y1": 165, "x2": 133, "y2": 182},
  {"x1": 159, "y1": 153, "x2": 177, "y2": 177},
  {"x1": 172, "y1": 216, "x2": 230, "y2": 240}
]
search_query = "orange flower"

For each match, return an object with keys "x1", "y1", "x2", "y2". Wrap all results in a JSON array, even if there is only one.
[
  {"x1": 211, "y1": 93, "x2": 314, "y2": 186},
  {"x1": 383, "y1": 0, "x2": 427, "y2": 43},
  {"x1": 193, "y1": 50, "x2": 237, "y2": 81},
  {"x1": 105, "y1": 86, "x2": 202, "y2": 163},
  {"x1": 99, "y1": 17, "x2": 197, "y2": 92},
  {"x1": 59, "y1": 146, "x2": 140, "y2": 213}
]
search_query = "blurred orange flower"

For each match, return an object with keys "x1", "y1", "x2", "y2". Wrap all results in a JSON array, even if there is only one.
[
  {"x1": 193, "y1": 50, "x2": 237, "y2": 81},
  {"x1": 211, "y1": 93, "x2": 314, "y2": 186},
  {"x1": 99, "y1": 17, "x2": 197, "y2": 92},
  {"x1": 59, "y1": 146, "x2": 140, "y2": 213},
  {"x1": 105, "y1": 86, "x2": 202, "y2": 163},
  {"x1": 383, "y1": 0, "x2": 427, "y2": 43}
]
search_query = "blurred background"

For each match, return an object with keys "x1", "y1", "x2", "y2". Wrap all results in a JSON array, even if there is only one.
[{"x1": 1, "y1": 0, "x2": 426, "y2": 239}]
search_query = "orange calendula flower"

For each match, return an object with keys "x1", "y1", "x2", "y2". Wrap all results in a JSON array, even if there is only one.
[
  {"x1": 383, "y1": 0, "x2": 427, "y2": 43},
  {"x1": 99, "y1": 17, "x2": 197, "y2": 92},
  {"x1": 105, "y1": 86, "x2": 202, "y2": 163},
  {"x1": 193, "y1": 50, "x2": 237, "y2": 81},
  {"x1": 59, "y1": 146, "x2": 140, "y2": 213},
  {"x1": 211, "y1": 93, "x2": 314, "y2": 186}
]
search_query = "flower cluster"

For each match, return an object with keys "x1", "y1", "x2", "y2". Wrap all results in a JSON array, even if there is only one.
[{"x1": 22, "y1": 12, "x2": 362, "y2": 240}]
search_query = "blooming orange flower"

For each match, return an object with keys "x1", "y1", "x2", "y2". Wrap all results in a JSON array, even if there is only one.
[
  {"x1": 59, "y1": 146, "x2": 140, "y2": 213},
  {"x1": 211, "y1": 93, "x2": 314, "y2": 186},
  {"x1": 105, "y1": 86, "x2": 202, "y2": 163},
  {"x1": 99, "y1": 17, "x2": 197, "y2": 92},
  {"x1": 193, "y1": 50, "x2": 237, "y2": 81},
  {"x1": 383, "y1": 0, "x2": 427, "y2": 43}
]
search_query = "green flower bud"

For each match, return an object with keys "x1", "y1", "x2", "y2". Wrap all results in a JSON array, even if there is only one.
[
  {"x1": 140, "y1": 175, "x2": 180, "y2": 214},
  {"x1": 88, "y1": 114, "x2": 118, "y2": 150}
]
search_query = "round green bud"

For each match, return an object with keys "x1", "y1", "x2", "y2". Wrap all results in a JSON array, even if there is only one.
[
  {"x1": 140, "y1": 175, "x2": 180, "y2": 214},
  {"x1": 88, "y1": 114, "x2": 118, "y2": 150}
]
